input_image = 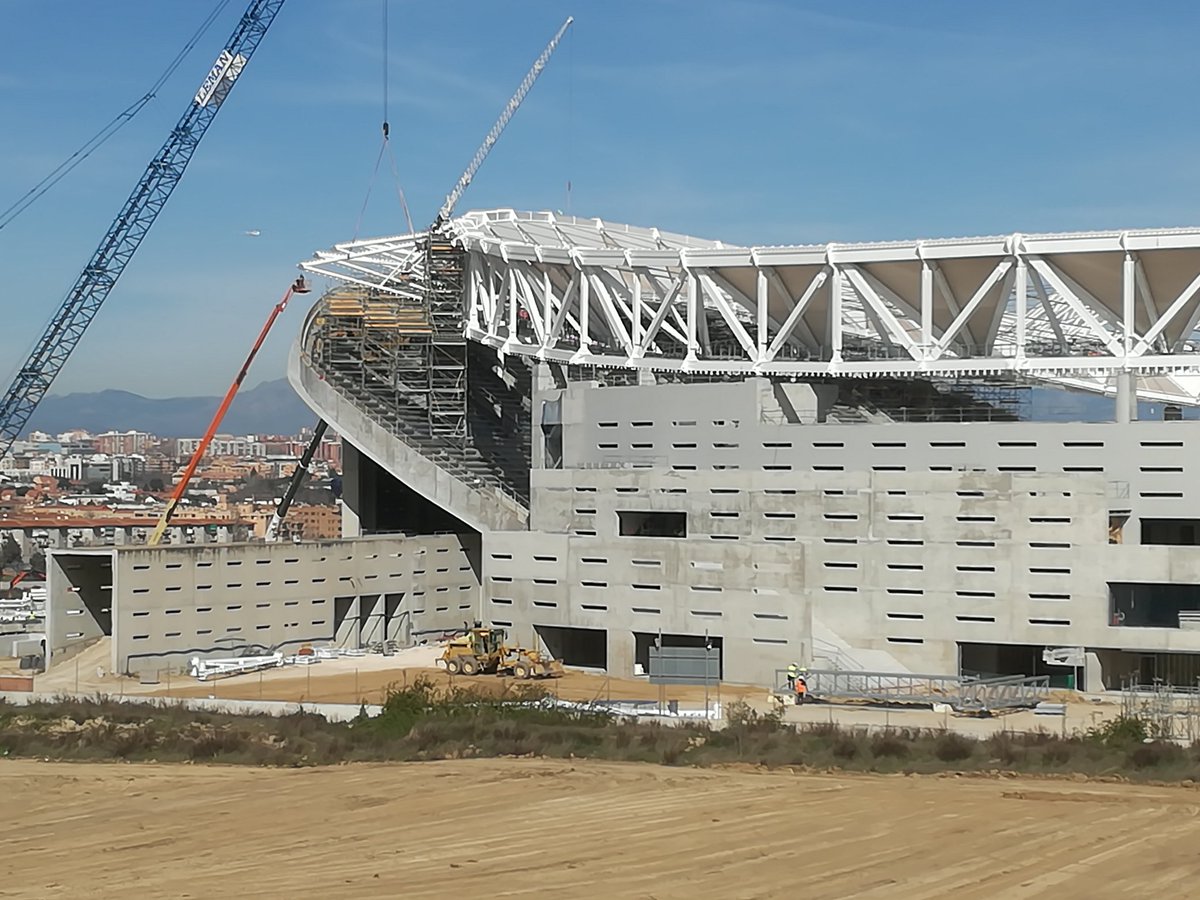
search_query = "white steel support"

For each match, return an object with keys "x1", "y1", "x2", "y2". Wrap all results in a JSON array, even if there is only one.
[
  {"x1": 920, "y1": 259, "x2": 933, "y2": 357},
  {"x1": 685, "y1": 269, "x2": 699, "y2": 360},
  {"x1": 1014, "y1": 259, "x2": 1028, "y2": 360},
  {"x1": 931, "y1": 263, "x2": 971, "y2": 349},
  {"x1": 300, "y1": 210, "x2": 1200, "y2": 395},
  {"x1": 632, "y1": 275, "x2": 644, "y2": 352},
  {"x1": 1122, "y1": 251, "x2": 1135, "y2": 354},
  {"x1": 577, "y1": 264, "x2": 591, "y2": 351},
  {"x1": 1134, "y1": 259, "x2": 1163, "y2": 351},
  {"x1": 639, "y1": 279, "x2": 685, "y2": 355},
  {"x1": 829, "y1": 266, "x2": 843, "y2": 362},
  {"x1": 984, "y1": 266, "x2": 1016, "y2": 354},
  {"x1": 766, "y1": 267, "x2": 828, "y2": 361},
  {"x1": 756, "y1": 268, "x2": 769, "y2": 360},
  {"x1": 763, "y1": 267, "x2": 821, "y2": 352},
  {"x1": 930, "y1": 260, "x2": 1011, "y2": 360},
  {"x1": 1133, "y1": 270, "x2": 1200, "y2": 355},
  {"x1": 699, "y1": 271, "x2": 757, "y2": 360},
  {"x1": 1028, "y1": 267, "x2": 1069, "y2": 353},
  {"x1": 843, "y1": 266, "x2": 920, "y2": 359},
  {"x1": 1027, "y1": 257, "x2": 1123, "y2": 357}
]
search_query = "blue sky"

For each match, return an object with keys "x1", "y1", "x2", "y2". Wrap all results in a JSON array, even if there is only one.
[{"x1": 2, "y1": 0, "x2": 1200, "y2": 397}]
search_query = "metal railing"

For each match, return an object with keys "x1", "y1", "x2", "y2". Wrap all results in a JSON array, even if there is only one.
[{"x1": 775, "y1": 668, "x2": 1051, "y2": 712}]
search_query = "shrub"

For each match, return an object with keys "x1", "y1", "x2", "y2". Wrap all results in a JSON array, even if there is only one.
[
  {"x1": 1039, "y1": 742, "x2": 1073, "y2": 766},
  {"x1": 1088, "y1": 716, "x2": 1148, "y2": 747},
  {"x1": 725, "y1": 701, "x2": 786, "y2": 734},
  {"x1": 933, "y1": 732, "x2": 974, "y2": 763},
  {"x1": 870, "y1": 733, "x2": 909, "y2": 759},
  {"x1": 831, "y1": 736, "x2": 860, "y2": 760},
  {"x1": 1127, "y1": 740, "x2": 1184, "y2": 769}
]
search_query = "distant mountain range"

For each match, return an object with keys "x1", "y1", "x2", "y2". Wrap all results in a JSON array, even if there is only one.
[{"x1": 26, "y1": 379, "x2": 317, "y2": 437}]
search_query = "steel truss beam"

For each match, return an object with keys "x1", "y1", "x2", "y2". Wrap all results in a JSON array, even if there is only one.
[{"x1": 300, "y1": 211, "x2": 1200, "y2": 388}]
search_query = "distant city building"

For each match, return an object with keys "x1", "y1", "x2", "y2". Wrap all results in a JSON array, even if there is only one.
[
  {"x1": 95, "y1": 430, "x2": 152, "y2": 455},
  {"x1": 175, "y1": 435, "x2": 266, "y2": 458}
]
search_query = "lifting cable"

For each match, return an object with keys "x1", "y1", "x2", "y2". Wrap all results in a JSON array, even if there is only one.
[
  {"x1": 354, "y1": 0, "x2": 415, "y2": 240},
  {"x1": 565, "y1": 23, "x2": 575, "y2": 216},
  {"x1": 0, "y1": 0, "x2": 233, "y2": 233}
]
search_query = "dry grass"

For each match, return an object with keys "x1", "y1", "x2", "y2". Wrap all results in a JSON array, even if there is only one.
[{"x1": 3, "y1": 687, "x2": 1199, "y2": 781}]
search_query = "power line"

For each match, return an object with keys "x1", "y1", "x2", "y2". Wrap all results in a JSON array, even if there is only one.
[{"x1": 0, "y1": 0, "x2": 233, "y2": 233}]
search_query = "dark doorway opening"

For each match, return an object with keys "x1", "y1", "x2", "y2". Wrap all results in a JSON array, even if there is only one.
[
  {"x1": 1141, "y1": 519, "x2": 1200, "y2": 546},
  {"x1": 535, "y1": 625, "x2": 606, "y2": 668}
]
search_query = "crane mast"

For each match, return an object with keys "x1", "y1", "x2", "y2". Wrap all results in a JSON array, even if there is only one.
[
  {"x1": 436, "y1": 16, "x2": 573, "y2": 226},
  {"x1": 0, "y1": 0, "x2": 287, "y2": 461}
]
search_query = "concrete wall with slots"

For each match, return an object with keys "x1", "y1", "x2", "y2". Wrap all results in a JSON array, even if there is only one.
[
  {"x1": 48, "y1": 534, "x2": 481, "y2": 676},
  {"x1": 483, "y1": 522, "x2": 805, "y2": 685},
  {"x1": 520, "y1": 466, "x2": 1114, "y2": 678},
  {"x1": 525, "y1": 376, "x2": 1200, "y2": 684},
  {"x1": 556, "y1": 376, "x2": 1200, "y2": 536}
]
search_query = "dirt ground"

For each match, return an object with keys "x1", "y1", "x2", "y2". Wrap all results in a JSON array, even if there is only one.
[
  {"x1": 151, "y1": 664, "x2": 762, "y2": 707},
  {"x1": 2, "y1": 759, "x2": 1199, "y2": 899},
  {"x1": 29, "y1": 639, "x2": 760, "y2": 709}
]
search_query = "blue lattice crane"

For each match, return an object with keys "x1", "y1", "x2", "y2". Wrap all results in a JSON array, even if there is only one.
[{"x1": 0, "y1": 0, "x2": 288, "y2": 460}]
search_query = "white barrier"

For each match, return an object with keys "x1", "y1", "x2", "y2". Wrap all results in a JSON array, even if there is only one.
[{"x1": 189, "y1": 653, "x2": 285, "y2": 681}]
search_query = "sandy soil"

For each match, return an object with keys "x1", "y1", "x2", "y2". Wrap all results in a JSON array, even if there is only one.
[
  {"x1": 2, "y1": 758, "x2": 1198, "y2": 899},
  {"x1": 151, "y1": 663, "x2": 762, "y2": 707},
  {"x1": 30, "y1": 639, "x2": 760, "y2": 709}
]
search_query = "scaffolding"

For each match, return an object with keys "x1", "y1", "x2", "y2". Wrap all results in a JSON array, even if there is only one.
[
  {"x1": 305, "y1": 276, "x2": 532, "y2": 507},
  {"x1": 425, "y1": 233, "x2": 468, "y2": 442},
  {"x1": 1120, "y1": 677, "x2": 1200, "y2": 742}
]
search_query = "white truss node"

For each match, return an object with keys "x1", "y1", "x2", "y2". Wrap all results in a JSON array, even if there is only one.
[{"x1": 301, "y1": 209, "x2": 1200, "y2": 405}]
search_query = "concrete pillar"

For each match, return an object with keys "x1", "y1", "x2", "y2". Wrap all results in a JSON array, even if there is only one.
[
  {"x1": 607, "y1": 629, "x2": 635, "y2": 678},
  {"x1": 217, "y1": 526, "x2": 231, "y2": 544},
  {"x1": 114, "y1": 527, "x2": 128, "y2": 546},
  {"x1": 1115, "y1": 370, "x2": 1137, "y2": 423},
  {"x1": 340, "y1": 444, "x2": 363, "y2": 538},
  {"x1": 531, "y1": 363, "x2": 557, "y2": 470}
]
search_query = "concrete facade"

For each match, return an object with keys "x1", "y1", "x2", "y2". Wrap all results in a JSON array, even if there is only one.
[
  {"x1": 47, "y1": 533, "x2": 481, "y2": 676},
  {"x1": 292, "y1": 333, "x2": 1200, "y2": 690},
  {"x1": 504, "y1": 376, "x2": 1200, "y2": 687}
]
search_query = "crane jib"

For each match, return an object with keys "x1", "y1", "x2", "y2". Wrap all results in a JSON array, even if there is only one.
[
  {"x1": 0, "y1": 0, "x2": 286, "y2": 459},
  {"x1": 195, "y1": 49, "x2": 248, "y2": 108}
]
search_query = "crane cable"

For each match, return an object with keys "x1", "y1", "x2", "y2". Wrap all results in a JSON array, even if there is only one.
[
  {"x1": 0, "y1": 0, "x2": 233, "y2": 233},
  {"x1": 354, "y1": 0, "x2": 415, "y2": 240}
]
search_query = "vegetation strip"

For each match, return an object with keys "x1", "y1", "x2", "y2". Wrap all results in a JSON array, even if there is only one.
[{"x1": 0, "y1": 680, "x2": 1194, "y2": 780}]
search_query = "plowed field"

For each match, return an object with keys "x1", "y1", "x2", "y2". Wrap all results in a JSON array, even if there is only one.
[{"x1": 2, "y1": 759, "x2": 1198, "y2": 898}]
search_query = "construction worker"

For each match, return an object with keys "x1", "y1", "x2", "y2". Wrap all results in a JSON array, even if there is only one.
[
  {"x1": 795, "y1": 674, "x2": 808, "y2": 705},
  {"x1": 786, "y1": 662, "x2": 798, "y2": 690}
]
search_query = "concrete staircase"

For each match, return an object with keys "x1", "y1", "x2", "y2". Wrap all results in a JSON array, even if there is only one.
[{"x1": 811, "y1": 620, "x2": 911, "y2": 674}]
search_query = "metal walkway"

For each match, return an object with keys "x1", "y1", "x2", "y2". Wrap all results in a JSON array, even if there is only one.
[{"x1": 779, "y1": 668, "x2": 1052, "y2": 713}]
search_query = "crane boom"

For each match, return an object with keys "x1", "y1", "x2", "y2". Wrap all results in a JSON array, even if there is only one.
[
  {"x1": 0, "y1": 0, "x2": 287, "y2": 461},
  {"x1": 147, "y1": 277, "x2": 309, "y2": 547},
  {"x1": 435, "y1": 16, "x2": 573, "y2": 226},
  {"x1": 265, "y1": 419, "x2": 329, "y2": 542}
]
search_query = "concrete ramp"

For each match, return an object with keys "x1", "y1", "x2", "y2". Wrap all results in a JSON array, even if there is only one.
[{"x1": 812, "y1": 620, "x2": 910, "y2": 674}]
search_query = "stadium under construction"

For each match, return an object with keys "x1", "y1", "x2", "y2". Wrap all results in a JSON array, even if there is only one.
[{"x1": 38, "y1": 209, "x2": 1200, "y2": 689}]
